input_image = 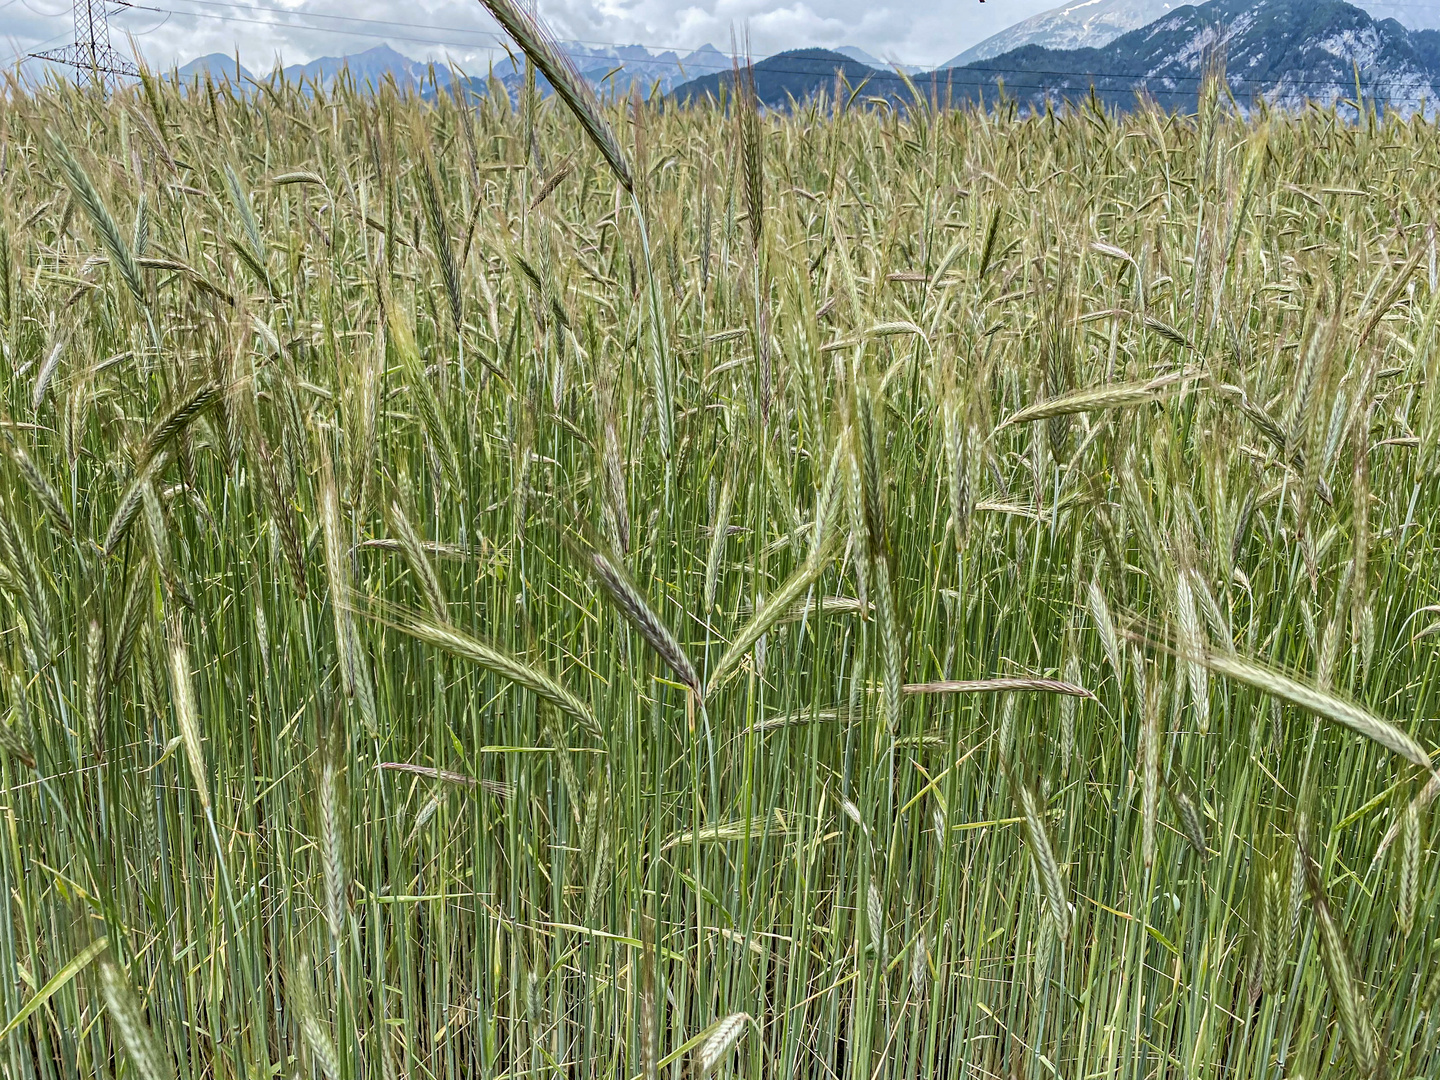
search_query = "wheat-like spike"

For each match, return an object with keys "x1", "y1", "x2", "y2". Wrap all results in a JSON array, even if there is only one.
[
  {"x1": 137, "y1": 383, "x2": 220, "y2": 473},
  {"x1": 86, "y1": 618, "x2": 107, "y2": 752},
  {"x1": 45, "y1": 131, "x2": 146, "y2": 304},
  {"x1": 103, "y1": 475, "x2": 145, "y2": 552},
  {"x1": 400, "y1": 615, "x2": 600, "y2": 740},
  {"x1": 1176, "y1": 570, "x2": 1210, "y2": 735},
  {"x1": 942, "y1": 395, "x2": 977, "y2": 552},
  {"x1": 707, "y1": 544, "x2": 836, "y2": 696},
  {"x1": 811, "y1": 440, "x2": 845, "y2": 565},
  {"x1": 0, "y1": 671, "x2": 34, "y2": 767},
  {"x1": 472, "y1": 0, "x2": 633, "y2": 192},
  {"x1": 1036, "y1": 904, "x2": 1061, "y2": 994},
  {"x1": 743, "y1": 707, "x2": 848, "y2": 734},
  {"x1": 0, "y1": 507, "x2": 51, "y2": 661},
  {"x1": 271, "y1": 170, "x2": 326, "y2": 186},
  {"x1": 1141, "y1": 671, "x2": 1160, "y2": 869},
  {"x1": 1318, "y1": 582, "x2": 1347, "y2": 691},
  {"x1": 139, "y1": 481, "x2": 186, "y2": 610},
  {"x1": 319, "y1": 725, "x2": 347, "y2": 945},
  {"x1": 842, "y1": 421, "x2": 870, "y2": 609},
  {"x1": 996, "y1": 695, "x2": 1017, "y2": 764},
  {"x1": 414, "y1": 137, "x2": 463, "y2": 335},
  {"x1": 998, "y1": 370, "x2": 1191, "y2": 429},
  {"x1": 1060, "y1": 650, "x2": 1081, "y2": 773},
  {"x1": 1188, "y1": 568, "x2": 1231, "y2": 645},
  {"x1": 104, "y1": 449, "x2": 170, "y2": 556},
  {"x1": 578, "y1": 778, "x2": 602, "y2": 882},
  {"x1": 694, "y1": 1013, "x2": 750, "y2": 1077},
  {"x1": 1286, "y1": 831, "x2": 1307, "y2": 948},
  {"x1": 1088, "y1": 579, "x2": 1124, "y2": 687},
  {"x1": 132, "y1": 193, "x2": 149, "y2": 259},
  {"x1": 0, "y1": 710, "x2": 33, "y2": 767},
  {"x1": 1014, "y1": 771, "x2": 1070, "y2": 944},
  {"x1": 704, "y1": 470, "x2": 734, "y2": 614},
  {"x1": 1374, "y1": 774, "x2": 1439, "y2": 868},
  {"x1": 1142, "y1": 316, "x2": 1194, "y2": 350},
  {"x1": 109, "y1": 559, "x2": 150, "y2": 687},
  {"x1": 33, "y1": 340, "x2": 64, "y2": 413},
  {"x1": 319, "y1": 452, "x2": 376, "y2": 733},
  {"x1": 137, "y1": 622, "x2": 165, "y2": 731},
  {"x1": 854, "y1": 379, "x2": 887, "y2": 561},
  {"x1": 1130, "y1": 643, "x2": 1148, "y2": 716},
  {"x1": 737, "y1": 58, "x2": 764, "y2": 253},
  {"x1": 224, "y1": 162, "x2": 266, "y2": 267},
  {"x1": 859, "y1": 878, "x2": 884, "y2": 964},
  {"x1": 529, "y1": 152, "x2": 575, "y2": 211},
  {"x1": 166, "y1": 616, "x2": 210, "y2": 812},
  {"x1": 1352, "y1": 413, "x2": 1374, "y2": 678},
  {"x1": 8, "y1": 440, "x2": 72, "y2": 536},
  {"x1": 0, "y1": 225, "x2": 12, "y2": 327},
  {"x1": 586, "y1": 546, "x2": 700, "y2": 698},
  {"x1": 387, "y1": 499, "x2": 446, "y2": 619},
  {"x1": 584, "y1": 813, "x2": 613, "y2": 933},
  {"x1": 97, "y1": 959, "x2": 174, "y2": 1080},
  {"x1": 1261, "y1": 857, "x2": 1286, "y2": 994},
  {"x1": 976, "y1": 204, "x2": 1002, "y2": 280},
  {"x1": 257, "y1": 440, "x2": 307, "y2": 599},
  {"x1": 1221, "y1": 383, "x2": 1289, "y2": 456},
  {"x1": 643, "y1": 258, "x2": 674, "y2": 463},
  {"x1": 347, "y1": 340, "x2": 381, "y2": 519},
  {"x1": 1321, "y1": 388, "x2": 1350, "y2": 478},
  {"x1": 290, "y1": 975, "x2": 341, "y2": 1080},
  {"x1": 740, "y1": 595, "x2": 869, "y2": 624},
  {"x1": 1167, "y1": 775, "x2": 1207, "y2": 857},
  {"x1": 874, "y1": 553, "x2": 902, "y2": 732},
  {"x1": 406, "y1": 791, "x2": 445, "y2": 844},
  {"x1": 903, "y1": 676, "x2": 1094, "y2": 698},
  {"x1": 1195, "y1": 649, "x2": 1431, "y2": 771},
  {"x1": 1301, "y1": 826, "x2": 1380, "y2": 1077},
  {"x1": 377, "y1": 761, "x2": 512, "y2": 798}
]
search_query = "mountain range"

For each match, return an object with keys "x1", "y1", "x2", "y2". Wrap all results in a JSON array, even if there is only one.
[
  {"x1": 947, "y1": 0, "x2": 1440, "y2": 65},
  {"x1": 170, "y1": 0, "x2": 1440, "y2": 115},
  {"x1": 929, "y1": 0, "x2": 1440, "y2": 114},
  {"x1": 673, "y1": 0, "x2": 1440, "y2": 115},
  {"x1": 173, "y1": 40, "x2": 730, "y2": 96}
]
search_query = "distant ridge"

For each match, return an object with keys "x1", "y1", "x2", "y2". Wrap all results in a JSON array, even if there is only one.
[
  {"x1": 670, "y1": 49, "x2": 910, "y2": 109},
  {"x1": 946, "y1": 0, "x2": 1440, "y2": 67},
  {"x1": 172, "y1": 0, "x2": 1440, "y2": 118},
  {"x1": 670, "y1": 0, "x2": 1440, "y2": 116},
  {"x1": 171, "y1": 39, "x2": 733, "y2": 97},
  {"x1": 943, "y1": 0, "x2": 1187, "y2": 67},
  {"x1": 173, "y1": 53, "x2": 254, "y2": 83}
]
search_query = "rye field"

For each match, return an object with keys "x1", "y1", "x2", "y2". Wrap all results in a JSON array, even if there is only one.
[{"x1": 0, "y1": 24, "x2": 1439, "y2": 1080}]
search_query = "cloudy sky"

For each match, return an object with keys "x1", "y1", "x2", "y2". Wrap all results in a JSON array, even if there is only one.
[{"x1": 0, "y1": 0, "x2": 1068, "y2": 74}]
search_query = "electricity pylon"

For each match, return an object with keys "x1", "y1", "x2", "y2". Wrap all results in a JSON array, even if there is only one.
[{"x1": 31, "y1": 0, "x2": 138, "y2": 90}]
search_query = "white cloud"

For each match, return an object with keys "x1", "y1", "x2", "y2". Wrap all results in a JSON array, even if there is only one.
[{"x1": 0, "y1": 0, "x2": 1065, "y2": 75}]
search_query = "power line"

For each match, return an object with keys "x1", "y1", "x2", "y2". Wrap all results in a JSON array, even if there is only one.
[
  {"x1": 118, "y1": 0, "x2": 510, "y2": 47},
  {"x1": 111, "y1": 0, "x2": 738, "y2": 65},
  {"x1": 113, "y1": 0, "x2": 512, "y2": 54},
  {"x1": 1, "y1": 27, "x2": 77, "y2": 68}
]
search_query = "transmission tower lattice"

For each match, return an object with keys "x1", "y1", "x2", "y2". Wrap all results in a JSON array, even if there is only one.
[{"x1": 31, "y1": 0, "x2": 138, "y2": 88}]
